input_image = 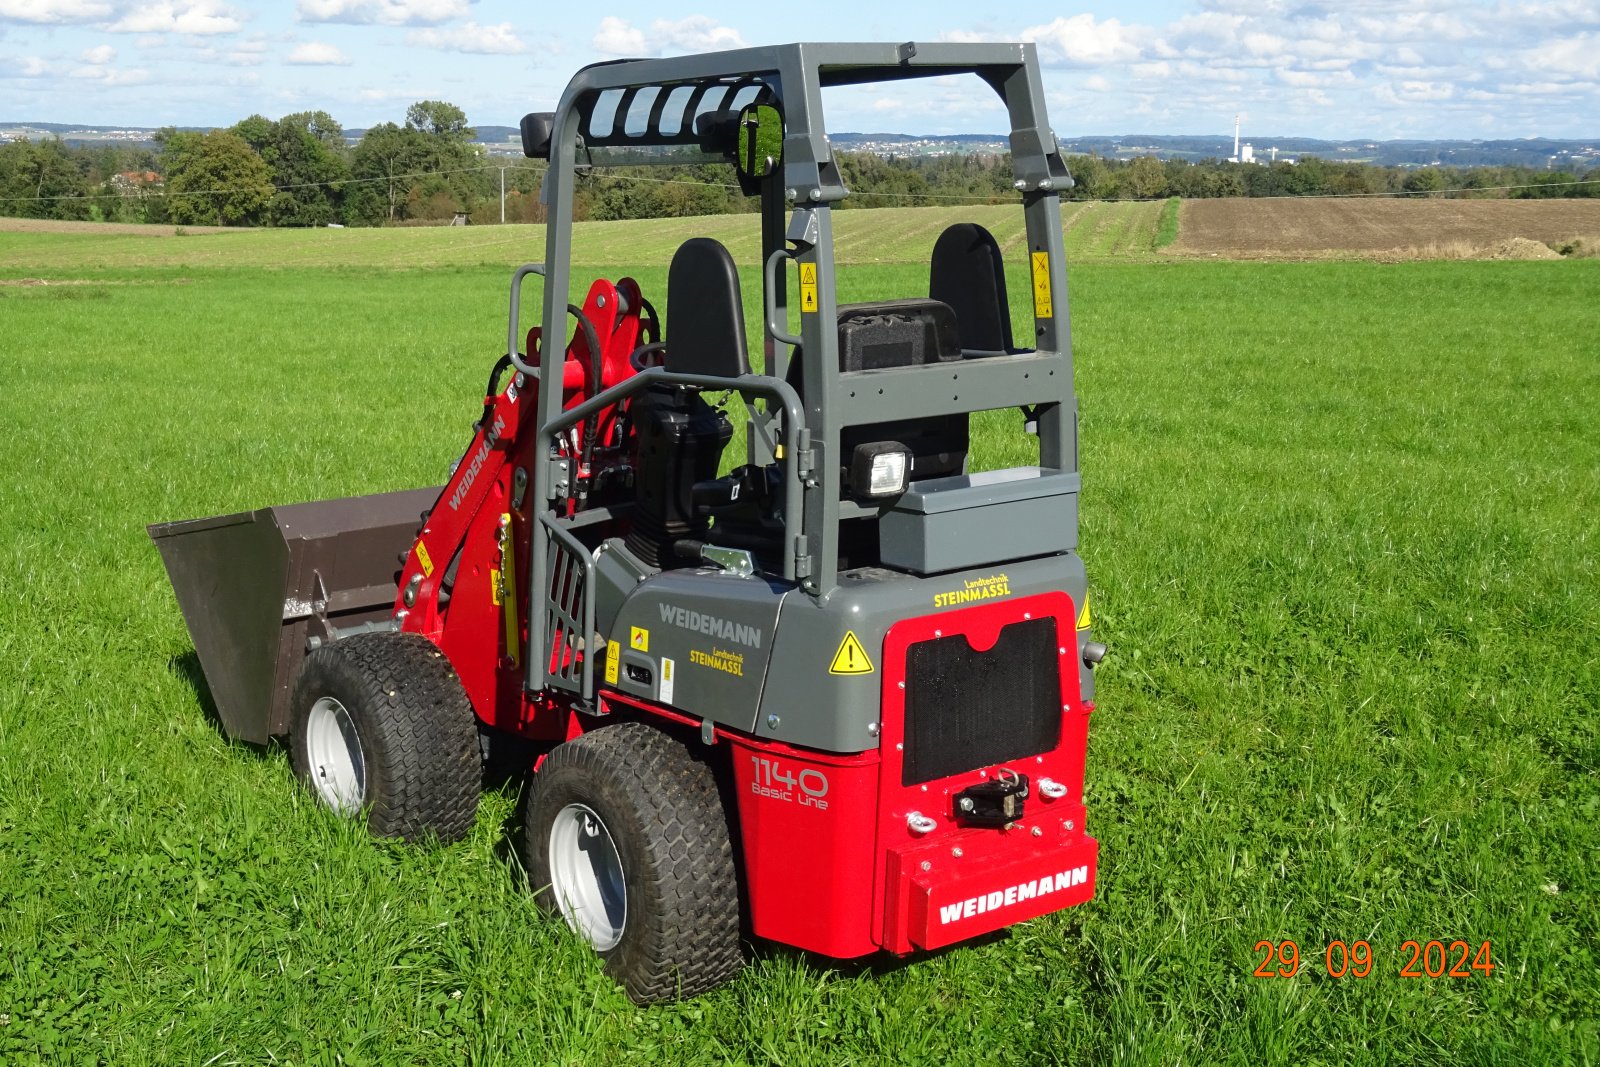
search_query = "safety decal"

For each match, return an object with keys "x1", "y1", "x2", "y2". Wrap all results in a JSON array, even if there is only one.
[
  {"x1": 799, "y1": 262, "x2": 819, "y2": 313},
  {"x1": 1076, "y1": 593, "x2": 1092, "y2": 631},
  {"x1": 829, "y1": 631, "x2": 874, "y2": 676},
  {"x1": 499, "y1": 525, "x2": 519, "y2": 666},
  {"x1": 630, "y1": 626, "x2": 649, "y2": 652},
  {"x1": 659, "y1": 657, "x2": 675, "y2": 703},
  {"x1": 604, "y1": 640, "x2": 620, "y2": 685},
  {"x1": 1031, "y1": 251, "x2": 1053, "y2": 319},
  {"x1": 415, "y1": 541, "x2": 434, "y2": 578}
]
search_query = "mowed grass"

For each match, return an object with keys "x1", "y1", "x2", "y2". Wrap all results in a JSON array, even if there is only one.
[
  {"x1": 1, "y1": 224, "x2": 1597, "y2": 1064},
  {"x1": 0, "y1": 200, "x2": 1169, "y2": 273}
]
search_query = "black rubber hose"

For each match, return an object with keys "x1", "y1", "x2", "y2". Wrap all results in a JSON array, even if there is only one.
[{"x1": 484, "y1": 354, "x2": 513, "y2": 401}]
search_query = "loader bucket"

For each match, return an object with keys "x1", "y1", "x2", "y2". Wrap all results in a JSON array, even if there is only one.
[{"x1": 148, "y1": 486, "x2": 441, "y2": 744}]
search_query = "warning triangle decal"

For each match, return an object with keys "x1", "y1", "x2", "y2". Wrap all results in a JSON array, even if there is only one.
[{"x1": 829, "y1": 631, "x2": 874, "y2": 675}]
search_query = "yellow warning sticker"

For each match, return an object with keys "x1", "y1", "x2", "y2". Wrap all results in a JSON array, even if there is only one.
[
  {"x1": 799, "y1": 262, "x2": 819, "y2": 314},
  {"x1": 1076, "y1": 593, "x2": 1092, "y2": 631},
  {"x1": 829, "y1": 631, "x2": 874, "y2": 675},
  {"x1": 500, "y1": 528, "x2": 519, "y2": 666},
  {"x1": 1031, "y1": 251, "x2": 1053, "y2": 319},
  {"x1": 415, "y1": 541, "x2": 434, "y2": 578},
  {"x1": 604, "y1": 640, "x2": 620, "y2": 685},
  {"x1": 630, "y1": 626, "x2": 649, "y2": 652}
]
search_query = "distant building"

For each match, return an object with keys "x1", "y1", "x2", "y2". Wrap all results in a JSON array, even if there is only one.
[{"x1": 111, "y1": 171, "x2": 163, "y2": 194}]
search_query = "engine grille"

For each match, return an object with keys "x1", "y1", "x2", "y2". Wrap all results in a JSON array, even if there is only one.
[{"x1": 902, "y1": 617, "x2": 1061, "y2": 786}]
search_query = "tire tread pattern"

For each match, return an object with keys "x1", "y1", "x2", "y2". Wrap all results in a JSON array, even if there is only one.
[
  {"x1": 524, "y1": 722, "x2": 743, "y2": 1002},
  {"x1": 291, "y1": 632, "x2": 479, "y2": 843}
]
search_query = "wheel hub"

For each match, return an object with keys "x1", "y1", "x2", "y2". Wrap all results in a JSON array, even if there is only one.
[
  {"x1": 305, "y1": 696, "x2": 366, "y2": 815},
  {"x1": 548, "y1": 802, "x2": 627, "y2": 951}
]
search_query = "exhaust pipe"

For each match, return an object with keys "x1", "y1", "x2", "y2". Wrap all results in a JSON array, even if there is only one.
[{"x1": 148, "y1": 486, "x2": 440, "y2": 744}]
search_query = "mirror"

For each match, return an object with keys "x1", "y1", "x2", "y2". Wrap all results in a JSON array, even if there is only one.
[
  {"x1": 737, "y1": 104, "x2": 782, "y2": 179},
  {"x1": 521, "y1": 112, "x2": 554, "y2": 159}
]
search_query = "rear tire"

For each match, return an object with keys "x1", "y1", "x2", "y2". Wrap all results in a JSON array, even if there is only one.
[
  {"x1": 289, "y1": 632, "x2": 480, "y2": 843},
  {"x1": 521, "y1": 722, "x2": 743, "y2": 1002}
]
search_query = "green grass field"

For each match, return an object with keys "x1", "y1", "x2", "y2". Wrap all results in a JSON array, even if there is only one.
[
  {"x1": 1, "y1": 213, "x2": 1597, "y2": 1064},
  {"x1": 0, "y1": 201, "x2": 1168, "y2": 272}
]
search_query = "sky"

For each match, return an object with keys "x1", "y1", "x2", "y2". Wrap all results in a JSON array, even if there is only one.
[{"x1": 1, "y1": 0, "x2": 1597, "y2": 140}]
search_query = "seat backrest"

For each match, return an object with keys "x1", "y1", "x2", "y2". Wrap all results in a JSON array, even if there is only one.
[
  {"x1": 929, "y1": 223, "x2": 1013, "y2": 355},
  {"x1": 666, "y1": 237, "x2": 750, "y2": 378}
]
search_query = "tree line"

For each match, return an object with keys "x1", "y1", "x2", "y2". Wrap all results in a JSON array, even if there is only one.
[{"x1": 2, "y1": 104, "x2": 1595, "y2": 227}]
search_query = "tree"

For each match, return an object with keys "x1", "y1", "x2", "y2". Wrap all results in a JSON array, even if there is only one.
[
  {"x1": 1402, "y1": 167, "x2": 1444, "y2": 196},
  {"x1": 1124, "y1": 155, "x2": 1168, "y2": 199},
  {"x1": 350, "y1": 121, "x2": 428, "y2": 223},
  {"x1": 0, "y1": 138, "x2": 93, "y2": 220},
  {"x1": 405, "y1": 100, "x2": 473, "y2": 142},
  {"x1": 235, "y1": 111, "x2": 350, "y2": 226},
  {"x1": 161, "y1": 130, "x2": 274, "y2": 225}
]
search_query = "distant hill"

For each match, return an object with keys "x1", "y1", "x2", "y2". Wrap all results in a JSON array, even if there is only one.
[{"x1": 4, "y1": 121, "x2": 1597, "y2": 169}]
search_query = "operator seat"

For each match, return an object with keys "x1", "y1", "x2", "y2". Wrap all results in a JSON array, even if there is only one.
[
  {"x1": 929, "y1": 222, "x2": 1015, "y2": 356},
  {"x1": 624, "y1": 238, "x2": 747, "y2": 568}
]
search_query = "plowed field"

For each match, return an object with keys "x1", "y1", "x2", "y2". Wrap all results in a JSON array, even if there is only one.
[{"x1": 1172, "y1": 197, "x2": 1600, "y2": 259}]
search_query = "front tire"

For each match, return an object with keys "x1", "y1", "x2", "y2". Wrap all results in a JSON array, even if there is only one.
[
  {"x1": 521, "y1": 722, "x2": 743, "y2": 1002},
  {"x1": 289, "y1": 632, "x2": 480, "y2": 843}
]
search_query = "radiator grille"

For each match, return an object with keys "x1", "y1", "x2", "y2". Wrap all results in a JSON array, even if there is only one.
[{"x1": 902, "y1": 617, "x2": 1061, "y2": 786}]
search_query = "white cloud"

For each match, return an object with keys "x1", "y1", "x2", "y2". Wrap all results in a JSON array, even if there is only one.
[
  {"x1": 108, "y1": 1, "x2": 243, "y2": 35},
  {"x1": 1388, "y1": 80, "x2": 1457, "y2": 101},
  {"x1": 0, "y1": 0, "x2": 110, "y2": 23},
  {"x1": 1273, "y1": 67, "x2": 1355, "y2": 87},
  {"x1": 1526, "y1": 32, "x2": 1600, "y2": 78},
  {"x1": 71, "y1": 63, "x2": 149, "y2": 84},
  {"x1": 1023, "y1": 14, "x2": 1143, "y2": 66},
  {"x1": 592, "y1": 15, "x2": 744, "y2": 57},
  {"x1": 1355, "y1": 11, "x2": 1480, "y2": 43},
  {"x1": 592, "y1": 15, "x2": 644, "y2": 55},
  {"x1": 408, "y1": 20, "x2": 525, "y2": 54},
  {"x1": 295, "y1": 0, "x2": 465, "y2": 26},
  {"x1": 287, "y1": 41, "x2": 350, "y2": 65},
  {"x1": 1084, "y1": 74, "x2": 1111, "y2": 91},
  {"x1": 5, "y1": 55, "x2": 54, "y2": 76},
  {"x1": 80, "y1": 43, "x2": 116, "y2": 63},
  {"x1": 654, "y1": 15, "x2": 745, "y2": 51}
]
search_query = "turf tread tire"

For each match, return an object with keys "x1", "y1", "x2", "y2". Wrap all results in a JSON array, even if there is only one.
[
  {"x1": 290, "y1": 632, "x2": 480, "y2": 843},
  {"x1": 522, "y1": 722, "x2": 743, "y2": 1003}
]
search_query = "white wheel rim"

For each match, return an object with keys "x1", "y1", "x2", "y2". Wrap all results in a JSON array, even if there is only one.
[
  {"x1": 305, "y1": 696, "x2": 366, "y2": 815},
  {"x1": 548, "y1": 803, "x2": 626, "y2": 951}
]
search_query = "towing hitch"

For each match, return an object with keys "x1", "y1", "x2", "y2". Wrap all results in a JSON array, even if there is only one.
[{"x1": 953, "y1": 771, "x2": 1030, "y2": 828}]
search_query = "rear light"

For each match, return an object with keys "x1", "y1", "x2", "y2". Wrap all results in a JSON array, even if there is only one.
[{"x1": 848, "y1": 441, "x2": 910, "y2": 499}]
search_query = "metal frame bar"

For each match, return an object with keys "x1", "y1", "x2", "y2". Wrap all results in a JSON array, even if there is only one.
[
  {"x1": 525, "y1": 366, "x2": 807, "y2": 695},
  {"x1": 529, "y1": 41, "x2": 1076, "y2": 684}
]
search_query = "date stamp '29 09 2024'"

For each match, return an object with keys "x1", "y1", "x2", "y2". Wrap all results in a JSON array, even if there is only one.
[{"x1": 1253, "y1": 940, "x2": 1495, "y2": 979}]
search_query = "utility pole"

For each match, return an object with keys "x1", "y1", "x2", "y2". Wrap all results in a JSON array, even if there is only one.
[{"x1": 500, "y1": 166, "x2": 506, "y2": 224}]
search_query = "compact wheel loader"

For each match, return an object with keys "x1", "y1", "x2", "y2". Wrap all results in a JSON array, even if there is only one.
[{"x1": 151, "y1": 41, "x2": 1106, "y2": 1003}]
